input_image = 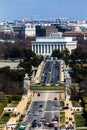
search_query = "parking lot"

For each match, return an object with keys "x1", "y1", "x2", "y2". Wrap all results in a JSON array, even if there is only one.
[{"x1": 24, "y1": 92, "x2": 60, "y2": 130}]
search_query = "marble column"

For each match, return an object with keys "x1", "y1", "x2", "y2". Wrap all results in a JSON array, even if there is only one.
[
  {"x1": 35, "y1": 44, "x2": 36, "y2": 53},
  {"x1": 56, "y1": 45, "x2": 58, "y2": 49},
  {"x1": 49, "y1": 45, "x2": 50, "y2": 54},
  {"x1": 47, "y1": 44, "x2": 49, "y2": 54},
  {"x1": 41, "y1": 44, "x2": 42, "y2": 54},
  {"x1": 43, "y1": 44, "x2": 45, "y2": 54},
  {"x1": 50, "y1": 44, "x2": 52, "y2": 54},
  {"x1": 53, "y1": 44, "x2": 55, "y2": 51}
]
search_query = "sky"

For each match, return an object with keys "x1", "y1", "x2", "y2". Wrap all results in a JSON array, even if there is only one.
[{"x1": 0, "y1": 0, "x2": 87, "y2": 21}]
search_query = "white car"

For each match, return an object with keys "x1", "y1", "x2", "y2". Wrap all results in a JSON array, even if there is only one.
[
  {"x1": 34, "y1": 111, "x2": 39, "y2": 116},
  {"x1": 39, "y1": 108, "x2": 44, "y2": 112},
  {"x1": 27, "y1": 111, "x2": 31, "y2": 115}
]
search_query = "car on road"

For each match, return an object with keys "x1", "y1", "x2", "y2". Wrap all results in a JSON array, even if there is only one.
[
  {"x1": 44, "y1": 121, "x2": 49, "y2": 126},
  {"x1": 54, "y1": 97, "x2": 57, "y2": 100},
  {"x1": 39, "y1": 108, "x2": 44, "y2": 112},
  {"x1": 51, "y1": 121, "x2": 58, "y2": 124},
  {"x1": 19, "y1": 124, "x2": 26, "y2": 130},
  {"x1": 34, "y1": 111, "x2": 39, "y2": 116},
  {"x1": 52, "y1": 116, "x2": 59, "y2": 121},
  {"x1": 48, "y1": 123, "x2": 55, "y2": 127},
  {"x1": 27, "y1": 111, "x2": 31, "y2": 115},
  {"x1": 31, "y1": 120, "x2": 37, "y2": 127},
  {"x1": 37, "y1": 93, "x2": 40, "y2": 96},
  {"x1": 34, "y1": 102, "x2": 38, "y2": 106},
  {"x1": 39, "y1": 104, "x2": 43, "y2": 108},
  {"x1": 54, "y1": 127, "x2": 58, "y2": 130},
  {"x1": 48, "y1": 98, "x2": 51, "y2": 101},
  {"x1": 40, "y1": 118, "x2": 46, "y2": 122}
]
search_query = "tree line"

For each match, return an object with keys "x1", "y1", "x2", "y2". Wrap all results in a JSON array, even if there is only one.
[{"x1": 0, "y1": 44, "x2": 87, "y2": 96}]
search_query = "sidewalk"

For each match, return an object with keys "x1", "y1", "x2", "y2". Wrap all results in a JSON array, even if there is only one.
[
  {"x1": 64, "y1": 98, "x2": 75, "y2": 129},
  {"x1": 4, "y1": 92, "x2": 33, "y2": 130},
  {"x1": 35, "y1": 61, "x2": 45, "y2": 84}
]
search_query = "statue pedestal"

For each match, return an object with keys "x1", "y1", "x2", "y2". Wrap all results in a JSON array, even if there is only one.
[{"x1": 24, "y1": 74, "x2": 30, "y2": 93}]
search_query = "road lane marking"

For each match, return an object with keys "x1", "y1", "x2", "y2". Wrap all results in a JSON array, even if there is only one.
[{"x1": 42, "y1": 93, "x2": 49, "y2": 117}]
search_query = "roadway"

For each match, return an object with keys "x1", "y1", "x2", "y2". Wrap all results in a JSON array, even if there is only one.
[
  {"x1": 40, "y1": 60, "x2": 61, "y2": 86},
  {"x1": 23, "y1": 92, "x2": 60, "y2": 130},
  {"x1": 23, "y1": 60, "x2": 64, "y2": 129}
]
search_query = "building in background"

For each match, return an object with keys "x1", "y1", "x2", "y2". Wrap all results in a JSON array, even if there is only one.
[
  {"x1": 25, "y1": 23, "x2": 36, "y2": 37},
  {"x1": 63, "y1": 31, "x2": 87, "y2": 52},
  {"x1": 32, "y1": 34, "x2": 77, "y2": 56},
  {"x1": 36, "y1": 25, "x2": 58, "y2": 37}
]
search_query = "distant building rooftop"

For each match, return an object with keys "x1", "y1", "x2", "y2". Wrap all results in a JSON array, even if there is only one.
[{"x1": 64, "y1": 31, "x2": 87, "y2": 35}]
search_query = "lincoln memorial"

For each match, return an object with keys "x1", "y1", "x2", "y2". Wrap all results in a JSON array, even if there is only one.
[{"x1": 32, "y1": 36, "x2": 77, "y2": 55}]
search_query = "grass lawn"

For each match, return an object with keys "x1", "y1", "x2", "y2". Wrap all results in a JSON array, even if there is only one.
[
  {"x1": 0, "y1": 101, "x2": 7, "y2": 116},
  {"x1": 7, "y1": 101, "x2": 19, "y2": 107},
  {"x1": 83, "y1": 97, "x2": 87, "y2": 104},
  {"x1": 60, "y1": 101, "x2": 64, "y2": 107},
  {"x1": 72, "y1": 100, "x2": 81, "y2": 107},
  {"x1": 76, "y1": 129, "x2": 87, "y2": 130},
  {"x1": 0, "y1": 112, "x2": 12, "y2": 124},
  {"x1": 60, "y1": 112, "x2": 65, "y2": 127},
  {"x1": 74, "y1": 112, "x2": 87, "y2": 127},
  {"x1": 30, "y1": 86, "x2": 65, "y2": 91}
]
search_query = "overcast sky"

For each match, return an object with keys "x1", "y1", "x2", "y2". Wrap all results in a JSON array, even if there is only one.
[{"x1": 0, "y1": 0, "x2": 87, "y2": 21}]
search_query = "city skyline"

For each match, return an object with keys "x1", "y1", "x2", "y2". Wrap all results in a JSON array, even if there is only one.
[{"x1": 0, "y1": 0, "x2": 87, "y2": 21}]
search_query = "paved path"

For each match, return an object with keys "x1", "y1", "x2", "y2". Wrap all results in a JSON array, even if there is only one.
[
  {"x1": 64, "y1": 99, "x2": 75, "y2": 129},
  {"x1": 35, "y1": 61, "x2": 45, "y2": 84}
]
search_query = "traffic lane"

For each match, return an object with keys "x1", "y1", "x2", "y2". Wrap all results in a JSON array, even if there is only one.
[
  {"x1": 25, "y1": 111, "x2": 42, "y2": 123},
  {"x1": 25, "y1": 92, "x2": 60, "y2": 126},
  {"x1": 33, "y1": 92, "x2": 49, "y2": 101},
  {"x1": 42, "y1": 61, "x2": 53, "y2": 85},
  {"x1": 44, "y1": 111, "x2": 59, "y2": 123},
  {"x1": 42, "y1": 111, "x2": 59, "y2": 129},
  {"x1": 55, "y1": 67, "x2": 59, "y2": 82},
  {"x1": 47, "y1": 92, "x2": 59, "y2": 100},
  {"x1": 25, "y1": 92, "x2": 49, "y2": 123},
  {"x1": 41, "y1": 60, "x2": 62, "y2": 86},
  {"x1": 25, "y1": 104, "x2": 45, "y2": 127},
  {"x1": 45, "y1": 93, "x2": 60, "y2": 111},
  {"x1": 25, "y1": 100, "x2": 45, "y2": 121},
  {"x1": 45, "y1": 100, "x2": 60, "y2": 111},
  {"x1": 52, "y1": 62, "x2": 60, "y2": 85},
  {"x1": 27, "y1": 92, "x2": 59, "y2": 113}
]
